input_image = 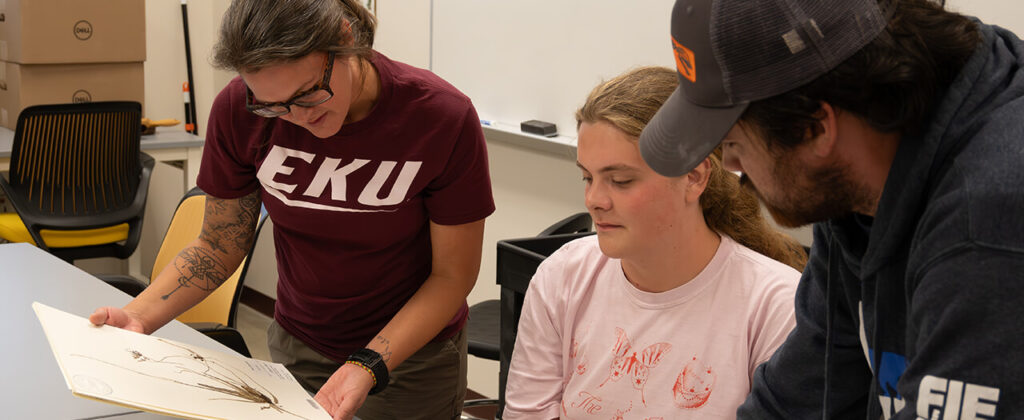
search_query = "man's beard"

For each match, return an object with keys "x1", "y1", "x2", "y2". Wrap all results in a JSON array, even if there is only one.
[{"x1": 739, "y1": 159, "x2": 871, "y2": 228}]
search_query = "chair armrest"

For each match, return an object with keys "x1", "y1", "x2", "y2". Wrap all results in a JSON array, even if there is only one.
[
  {"x1": 95, "y1": 274, "x2": 148, "y2": 297},
  {"x1": 186, "y1": 322, "x2": 253, "y2": 358}
]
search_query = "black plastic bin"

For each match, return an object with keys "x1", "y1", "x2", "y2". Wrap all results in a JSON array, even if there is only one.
[{"x1": 494, "y1": 231, "x2": 594, "y2": 417}]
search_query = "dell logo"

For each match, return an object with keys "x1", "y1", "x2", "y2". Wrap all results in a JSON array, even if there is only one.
[
  {"x1": 72, "y1": 90, "x2": 93, "y2": 103},
  {"x1": 73, "y1": 20, "x2": 93, "y2": 40}
]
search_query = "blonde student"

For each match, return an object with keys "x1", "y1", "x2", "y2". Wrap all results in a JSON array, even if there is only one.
[
  {"x1": 503, "y1": 67, "x2": 804, "y2": 419},
  {"x1": 90, "y1": 1, "x2": 494, "y2": 419}
]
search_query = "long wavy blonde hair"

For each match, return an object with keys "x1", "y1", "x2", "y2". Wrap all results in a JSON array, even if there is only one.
[{"x1": 576, "y1": 67, "x2": 808, "y2": 271}]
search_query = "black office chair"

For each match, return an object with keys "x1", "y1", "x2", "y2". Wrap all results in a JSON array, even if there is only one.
[
  {"x1": 98, "y1": 187, "x2": 270, "y2": 357},
  {"x1": 463, "y1": 212, "x2": 594, "y2": 419},
  {"x1": 0, "y1": 102, "x2": 154, "y2": 263}
]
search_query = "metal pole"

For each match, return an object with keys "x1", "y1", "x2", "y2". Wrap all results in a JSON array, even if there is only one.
[{"x1": 181, "y1": 0, "x2": 198, "y2": 135}]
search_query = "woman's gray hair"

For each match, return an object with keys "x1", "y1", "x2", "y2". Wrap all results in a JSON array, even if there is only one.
[{"x1": 212, "y1": 0, "x2": 376, "y2": 72}]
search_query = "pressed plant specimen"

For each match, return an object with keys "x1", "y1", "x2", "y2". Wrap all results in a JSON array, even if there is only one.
[{"x1": 72, "y1": 338, "x2": 312, "y2": 419}]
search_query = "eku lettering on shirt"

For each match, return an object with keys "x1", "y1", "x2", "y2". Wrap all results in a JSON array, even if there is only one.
[{"x1": 257, "y1": 144, "x2": 422, "y2": 212}]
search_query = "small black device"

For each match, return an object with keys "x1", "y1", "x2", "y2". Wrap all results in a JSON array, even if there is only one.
[
  {"x1": 520, "y1": 120, "x2": 558, "y2": 137},
  {"x1": 345, "y1": 348, "x2": 390, "y2": 395}
]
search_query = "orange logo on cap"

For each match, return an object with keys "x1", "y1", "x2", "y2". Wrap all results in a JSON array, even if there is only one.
[{"x1": 672, "y1": 37, "x2": 696, "y2": 83}]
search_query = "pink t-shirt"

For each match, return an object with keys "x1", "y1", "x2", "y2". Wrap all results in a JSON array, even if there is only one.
[
  {"x1": 197, "y1": 51, "x2": 495, "y2": 362},
  {"x1": 505, "y1": 235, "x2": 799, "y2": 419}
]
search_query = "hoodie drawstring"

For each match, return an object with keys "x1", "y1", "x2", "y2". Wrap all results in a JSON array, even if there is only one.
[
  {"x1": 868, "y1": 277, "x2": 884, "y2": 419},
  {"x1": 823, "y1": 238, "x2": 838, "y2": 420}
]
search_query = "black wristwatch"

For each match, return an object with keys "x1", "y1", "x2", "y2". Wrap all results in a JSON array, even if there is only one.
[{"x1": 345, "y1": 348, "x2": 390, "y2": 395}]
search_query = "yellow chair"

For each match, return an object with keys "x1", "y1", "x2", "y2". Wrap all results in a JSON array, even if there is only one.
[
  {"x1": 0, "y1": 102, "x2": 154, "y2": 262},
  {"x1": 100, "y1": 187, "x2": 269, "y2": 356}
]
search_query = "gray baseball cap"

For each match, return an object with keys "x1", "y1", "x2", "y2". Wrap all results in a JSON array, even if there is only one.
[{"x1": 639, "y1": 0, "x2": 889, "y2": 177}]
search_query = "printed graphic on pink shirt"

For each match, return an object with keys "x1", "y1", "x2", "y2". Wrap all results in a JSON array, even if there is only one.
[
  {"x1": 599, "y1": 327, "x2": 672, "y2": 405},
  {"x1": 571, "y1": 337, "x2": 589, "y2": 375},
  {"x1": 672, "y1": 356, "x2": 717, "y2": 409},
  {"x1": 571, "y1": 325, "x2": 590, "y2": 375},
  {"x1": 561, "y1": 328, "x2": 731, "y2": 417},
  {"x1": 610, "y1": 401, "x2": 633, "y2": 419},
  {"x1": 564, "y1": 391, "x2": 603, "y2": 416}
]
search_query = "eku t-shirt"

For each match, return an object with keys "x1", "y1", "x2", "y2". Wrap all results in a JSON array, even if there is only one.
[
  {"x1": 197, "y1": 51, "x2": 495, "y2": 362},
  {"x1": 504, "y1": 235, "x2": 799, "y2": 419}
]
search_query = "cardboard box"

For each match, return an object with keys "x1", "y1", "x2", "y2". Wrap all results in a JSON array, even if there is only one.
[
  {"x1": 0, "y1": 61, "x2": 144, "y2": 129},
  {"x1": 0, "y1": 0, "x2": 145, "y2": 64}
]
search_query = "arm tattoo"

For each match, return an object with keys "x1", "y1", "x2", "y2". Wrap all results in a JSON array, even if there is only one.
[
  {"x1": 205, "y1": 234, "x2": 227, "y2": 254},
  {"x1": 374, "y1": 336, "x2": 393, "y2": 363},
  {"x1": 205, "y1": 219, "x2": 253, "y2": 254},
  {"x1": 208, "y1": 199, "x2": 228, "y2": 216},
  {"x1": 165, "y1": 190, "x2": 261, "y2": 301},
  {"x1": 233, "y1": 192, "x2": 262, "y2": 250},
  {"x1": 199, "y1": 191, "x2": 261, "y2": 256},
  {"x1": 162, "y1": 246, "x2": 229, "y2": 300}
]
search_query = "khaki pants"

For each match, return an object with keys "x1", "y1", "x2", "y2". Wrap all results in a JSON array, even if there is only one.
[{"x1": 268, "y1": 321, "x2": 468, "y2": 420}]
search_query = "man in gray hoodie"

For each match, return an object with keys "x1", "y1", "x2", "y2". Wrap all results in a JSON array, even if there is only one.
[{"x1": 639, "y1": 0, "x2": 1024, "y2": 418}]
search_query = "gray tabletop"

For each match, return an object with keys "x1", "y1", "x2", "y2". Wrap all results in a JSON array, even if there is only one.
[
  {"x1": 0, "y1": 242, "x2": 235, "y2": 419},
  {"x1": 0, "y1": 127, "x2": 203, "y2": 159}
]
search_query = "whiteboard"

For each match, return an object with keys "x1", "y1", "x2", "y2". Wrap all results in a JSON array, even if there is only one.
[
  {"x1": 423, "y1": 0, "x2": 1024, "y2": 141},
  {"x1": 430, "y1": 0, "x2": 676, "y2": 139}
]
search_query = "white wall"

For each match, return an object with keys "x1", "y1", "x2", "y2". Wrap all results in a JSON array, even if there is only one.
[
  {"x1": 946, "y1": 0, "x2": 1024, "y2": 35},
  {"x1": 145, "y1": 0, "x2": 234, "y2": 144},
  {"x1": 374, "y1": 1, "x2": 432, "y2": 70}
]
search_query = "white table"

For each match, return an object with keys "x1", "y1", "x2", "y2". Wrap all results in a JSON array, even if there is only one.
[
  {"x1": 0, "y1": 242, "x2": 237, "y2": 419},
  {"x1": 0, "y1": 126, "x2": 205, "y2": 191}
]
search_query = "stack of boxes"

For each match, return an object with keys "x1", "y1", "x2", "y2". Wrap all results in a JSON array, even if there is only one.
[{"x1": 0, "y1": 0, "x2": 145, "y2": 129}]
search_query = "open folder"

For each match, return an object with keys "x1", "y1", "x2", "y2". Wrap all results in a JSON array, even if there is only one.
[{"x1": 32, "y1": 302, "x2": 331, "y2": 420}]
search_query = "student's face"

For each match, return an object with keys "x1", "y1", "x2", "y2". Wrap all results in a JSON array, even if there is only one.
[
  {"x1": 720, "y1": 123, "x2": 864, "y2": 227},
  {"x1": 241, "y1": 52, "x2": 355, "y2": 138},
  {"x1": 577, "y1": 121, "x2": 692, "y2": 259}
]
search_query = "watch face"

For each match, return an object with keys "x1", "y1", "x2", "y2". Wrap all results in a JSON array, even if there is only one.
[
  {"x1": 350, "y1": 350, "x2": 386, "y2": 374},
  {"x1": 354, "y1": 349, "x2": 381, "y2": 363}
]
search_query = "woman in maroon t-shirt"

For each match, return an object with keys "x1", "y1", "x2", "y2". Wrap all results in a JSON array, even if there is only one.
[{"x1": 90, "y1": 1, "x2": 495, "y2": 419}]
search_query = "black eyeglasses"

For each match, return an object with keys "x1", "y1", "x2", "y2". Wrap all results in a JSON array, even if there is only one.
[{"x1": 246, "y1": 52, "x2": 336, "y2": 118}]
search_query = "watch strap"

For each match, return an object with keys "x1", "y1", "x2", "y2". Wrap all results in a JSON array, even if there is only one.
[{"x1": 345, "y1": 348, "x2": 389, "y2": 395}]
